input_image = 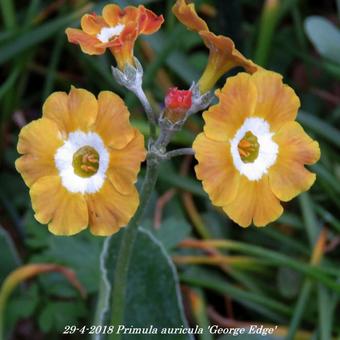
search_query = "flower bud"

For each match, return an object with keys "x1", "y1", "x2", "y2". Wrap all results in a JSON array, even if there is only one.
[{"x1": 164, "y1": 87, "x2": 192, "y2": 123}]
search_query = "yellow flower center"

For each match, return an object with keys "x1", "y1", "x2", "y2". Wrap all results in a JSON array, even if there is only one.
[
  {"x1": 72, "y1": 146, "x2": 99, "y2": 178},
  {"x1": 237, "y1": 131, "x2": 259, "y2": 163}
]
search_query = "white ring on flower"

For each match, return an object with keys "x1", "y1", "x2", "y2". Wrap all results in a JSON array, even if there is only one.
[
  {"x1": 54, "y1": 131, "x2": 109, "y2": 193},
  {"x1": 230, "y1": 117, "x2": 278, "y2": 181},
  {"x1": 97, "y1": 24, "x2": 125, "y2": 43}
]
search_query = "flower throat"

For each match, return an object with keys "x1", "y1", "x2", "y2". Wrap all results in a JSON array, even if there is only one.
[
  {"x1": 72, "y1": 146, "x2": 99, "y2": 177},
  {"x1": 237, "y1": 131, "x2": 259, "y2": 163}
]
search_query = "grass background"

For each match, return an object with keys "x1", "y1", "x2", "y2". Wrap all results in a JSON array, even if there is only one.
[{"x1": 0, "y1": 0, "x2": 339, "y2": 339}]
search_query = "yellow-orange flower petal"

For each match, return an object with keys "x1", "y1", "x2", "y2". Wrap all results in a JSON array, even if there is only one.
[
  {"x1": 81, "y1": 13, "x2": 106, "y2": 35},
  {"x1": 252, "y1": 71, "x2": 300, "y2": 131},
  {"x1": 107, "y1": 129, "x2": 146, "y2": 195},
  {"x1": 203, "y1": 73, "x2": 257, "y2": 142},
  {"x1": 223, "y1": 176, "x2": 283, "y2": 227},
  {"x1": 172, "y1": 0, "x2": 208, "y2": 32},
  {"x1": 139, "y1": 7, "x2": 166, "y2": 34},
  {"x1": 94, "y1": 91, "x2": 135, "y2": 149},
  {"x1": 15, "y1": 118, "x2": 63, "y2": 186},
  {"x1": 42, "y1": 91, "x2": 70, "y2": 138},
  {"x1": 102, "y1": 4, "x2": 121, "y2": 26},
  {"x1": 87, "y1": 181, "x2": 139, "y2": 236},
  {"x1": 65, "y1": 28, "x2": 106, "y2": 55},
  {"x1": 30, "y1": 176, "x2": 88, "y2": 235},
  {"x1": 193, "y1": 133, "x2": 240, "y2": 206},
  {"x1": 269, "y1": 121, "x2": 320, "y2": 201},
  {"x1": 43, "y1": 87, "x2": 97, "y2": 135},
  {"x1": 68, "y1": 87, "x2": 97, "y2": 132}
]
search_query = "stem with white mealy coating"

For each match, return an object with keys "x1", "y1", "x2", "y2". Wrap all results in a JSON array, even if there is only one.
[
  {"x1": 105, "y1": 62, "x2": 212, "y2": 340},
  {"x1": 108, "y1": 152, "x2": 160, "y2": 340}
]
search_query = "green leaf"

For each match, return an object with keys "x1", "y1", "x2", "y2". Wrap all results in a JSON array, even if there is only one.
[
  {"x1": 0, "y1": 227, "x2": 21, "y2": 283},
  {"x1": 277, "y1": 267, "x2": 302, "y2": 299},
  {"x1": 96, "y1": 228, "x2": 190, "y2": 340},
  {"x1": 38, "y1": 301, "x2": 86, "y2": 333},
  {"x1": 188, "y1": 52, "x2": 208, "y2": 71},
  {"x1": 305, "y1": 16, "x2": 340, "y2": 64},
  {"x1": 0, "y1": 0, "x2": 16, "y2": 30},
  {"x1": 299, "y1": 192, "x2": 319, "y2": 247},
  {"x1": 35, "y1": 231, "x2": 103, "y2": 295},
  {"x1": 189, "y1": 289, "x2": 212, "y2": 340},
  {"x1": 180, "y1": 267, "x2": 291, "y2": 321},
  {"x1": 144, "y1": 31, "x2": 201, "y2": 85},
  {"x1": 286, "y1": 280, "x2": 313, "y2": 338},
  {"x1": 298, "y1": 111, "x2": 340, "y2": 148},
  {"x1": 0, "y1": 5, "x2": 90, "y2": 66},
  {"x1": 25, "y1": 213, "x2": 103, "y2": 295},
  {"x1": 144, "y1": 217, "x2": 191, "y2": 250},
  {"x1": 0, "y1": 172, "x2": 28, "y2": 208},
  {"x1": 6, "y1": 285, "x2": 39, "y2": 330},
  {"x1": 318, "y1": 285, "x2": 332, "y2": 340},
  {"x1": 201, "y1": 211, "x2": 232, "y2": 239},
  {"x1": 0, "y1": 68, "x2": 20, "y2": 102},
  {"x1": 158, "y1": 163, "x2": 206, "y2": 198},
  {"x1": 24, "y1": 210, "x2": 50, "y2": 249}
]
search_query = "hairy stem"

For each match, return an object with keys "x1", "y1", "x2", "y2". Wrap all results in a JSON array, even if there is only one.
[
  {"x1": 165, "y1": 148, "x2": 195, "y2": 159},
  {"x1": 105, "y1": 77, "x2": 209, "y2": 339},
  {"x1": 135, "y1": 89, "x2": 157, "y2": 140},
  {"x1": 109, "y1": 154, "x2": 160, "y2": 340}
]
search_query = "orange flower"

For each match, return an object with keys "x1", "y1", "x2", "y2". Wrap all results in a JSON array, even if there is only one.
[
  {"x1": 16, "y1": 88, "x2": 146, "y2": 236},
  {"x1": 66, "y1": 4, "x2": 164, "y2": 70},
  {"x1": 193, "y1": 71, "x2": 320, "y2": 227},
  {"x1": 172, "y1": 0, "x2": 259, "y2": 93}
]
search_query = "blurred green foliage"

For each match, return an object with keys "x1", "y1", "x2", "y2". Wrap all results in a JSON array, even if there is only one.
[{"x1": 0, "y1": 0, "x2": 340, "y2": 339}]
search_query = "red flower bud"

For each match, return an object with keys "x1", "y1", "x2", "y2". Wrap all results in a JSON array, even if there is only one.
[
  {"x1": 165, "y1": 87, "x2": 192, "y2": 110},
  {"x1": 164, "y1": 87, "x2": 192, "y2": 123}
]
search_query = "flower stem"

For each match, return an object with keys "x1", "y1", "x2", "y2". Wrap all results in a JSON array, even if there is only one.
[
  {"x1": 109, "y1": 154, "x2": 160, "y2": 340},
  {"x1": 135, "y1": 89, "x2": 157, "y2": 140},
  {"x1": 106, "y1": 80, "x2": 208, "y2": 338},
  {"x1": 165, "y1": 147, "x2": 194, "y2": 159}
]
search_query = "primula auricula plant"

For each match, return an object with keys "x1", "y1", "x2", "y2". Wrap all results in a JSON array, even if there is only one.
[{"x1": 15, "y1": 0, "x2": 320, "y2": 331}]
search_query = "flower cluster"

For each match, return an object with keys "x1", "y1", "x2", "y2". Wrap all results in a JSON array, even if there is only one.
[{"x1": 16, "y1": 1, "x2": 320, "y2": 236}]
